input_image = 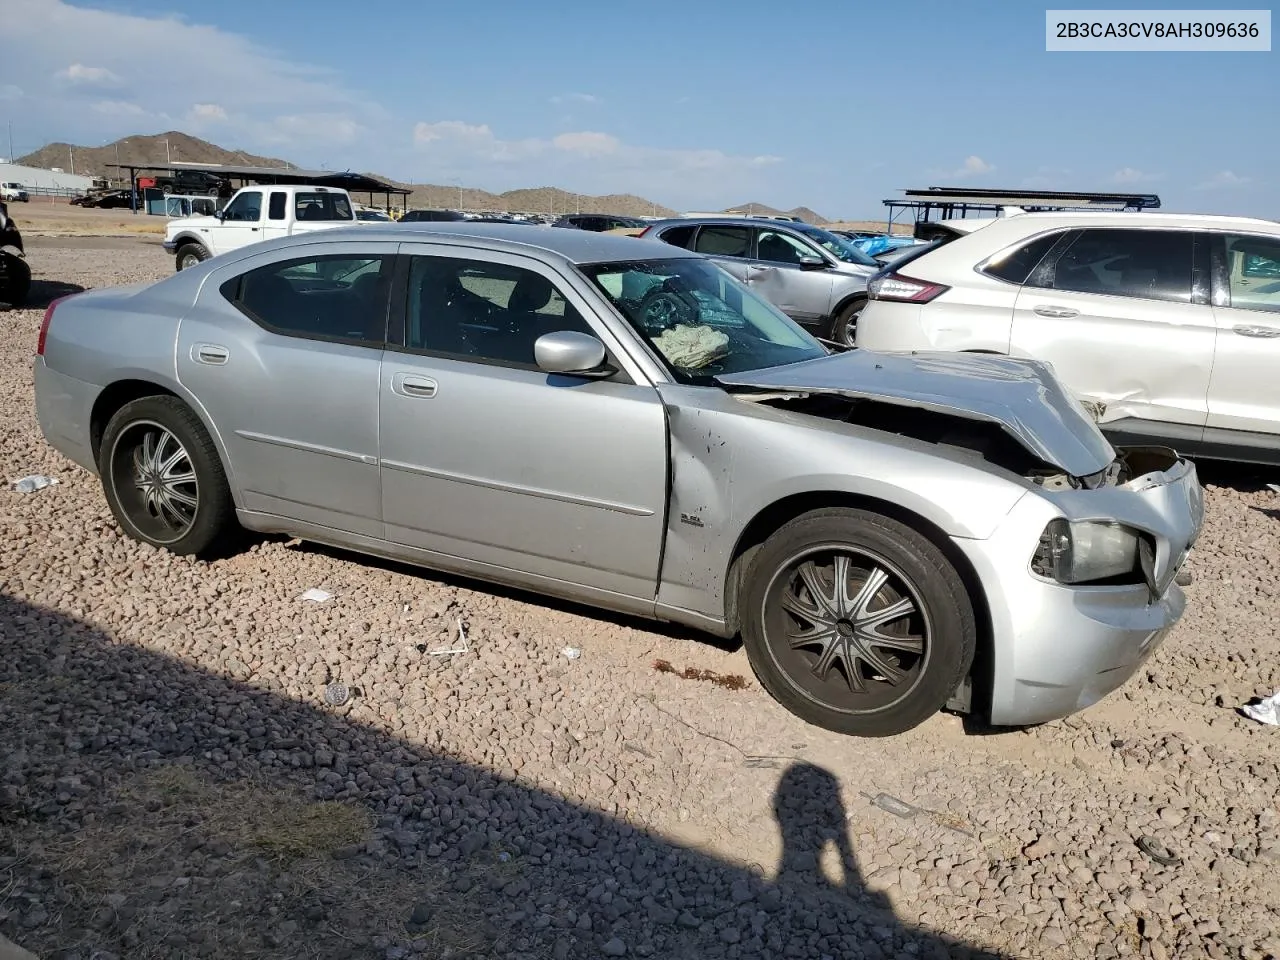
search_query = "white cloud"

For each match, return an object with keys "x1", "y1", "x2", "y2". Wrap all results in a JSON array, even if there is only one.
[
  {"x1": 934, "y1": 155, "x2": 995, "y2": 180},
  {"x1": 58, "y1": 62, "x2": 121, "y2": 85},
  {"x1": 410, "y1": 119, "x2": 783, "y2": 204},
  {"x1": 1111, "y1": 166, "x2": 1163, "y2": 184},
  {"x1": 553, "y1": 131, "x2": 620, "y2": 157},
  {"x1": 189, "y1": 103, "x2": 228, "y2": 122},
  {"x1": 1021, "y1": 166, "x2": 1073, "y2": 188},
  {"x1": 92, "y1": 99, "x2": 147, "y2": 117},
  {"x1": 1196, "y1": 170, "x2": 1253, "y2": 190},
  {"x1": 550, "y1": 92, "x2": 601, "y2": 105}
]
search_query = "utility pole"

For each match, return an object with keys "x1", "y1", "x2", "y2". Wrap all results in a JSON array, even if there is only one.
[
  {"x1": 69, "y1": 145, "x2": 74, "y2": 175},
  {"x1": 163, "y1": 138, "x2": 170, "y2": 164}
]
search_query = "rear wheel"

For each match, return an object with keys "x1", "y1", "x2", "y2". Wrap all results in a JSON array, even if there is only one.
[
  {"x1": 99, "y1": 396, "x2": 234, "y2": 557},
  {"x1": 741, "y1": 507, "x2": 976, "y2": 736},
  {"x1": 175, "y1": 242, "x2": 209, "y2": 272},
  {"x1": 829, "y1": 297, "x2": 866, "y2": 347}
]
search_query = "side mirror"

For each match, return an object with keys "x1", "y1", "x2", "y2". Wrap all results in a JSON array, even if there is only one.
[
  {"x1": 535, "y1": 330, "x2": 610, "y2": 376},
  {"x1": 798, "y1": 256, "x2": 827, "y2": 271}
]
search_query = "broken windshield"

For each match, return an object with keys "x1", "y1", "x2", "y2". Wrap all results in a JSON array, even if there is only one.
[{"x1": 580, "y1": 258, "x2": 827, "y2": 383}]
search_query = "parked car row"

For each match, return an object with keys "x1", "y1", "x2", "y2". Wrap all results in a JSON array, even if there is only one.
[
  {"x1": 856, "y1": 210, "x2": 1280, "y2": 465},
  {"x1": 34, "y1": 220, "x2": 1204, "y2": 737}
]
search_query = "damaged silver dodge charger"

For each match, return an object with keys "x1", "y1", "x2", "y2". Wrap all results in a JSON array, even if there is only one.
[{"x1": 33, "y1": 224, "x2": 1204, "y2": 736}]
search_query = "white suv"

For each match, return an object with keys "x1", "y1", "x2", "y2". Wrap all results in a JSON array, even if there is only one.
[{"x1": 856, "y1": 211, "x2": 1280, "y2": 464}]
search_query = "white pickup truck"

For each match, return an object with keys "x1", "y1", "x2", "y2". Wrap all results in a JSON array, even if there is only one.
[{"x1": 163, "y1": 184, "x2": 357, "y2": 271}]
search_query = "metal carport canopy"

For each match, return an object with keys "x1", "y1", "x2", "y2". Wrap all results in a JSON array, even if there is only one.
[{"x1": 104, "y1": 161, "x2": 411, "y2": 212}]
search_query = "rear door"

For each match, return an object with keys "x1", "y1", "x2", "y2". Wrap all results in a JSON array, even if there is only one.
[
  {"x1": 690, "y1": 224, "x2": 752, "y2": 283},
  {"x1": 744, "y1": 227, "x2": 834, "y2": 327},
  {"x1": 1205, "y1": 231, "x2": 1280, "y2": 439},
  {"x1": 1010, "y1": 227, "x2": 1213, "y2": 429}
]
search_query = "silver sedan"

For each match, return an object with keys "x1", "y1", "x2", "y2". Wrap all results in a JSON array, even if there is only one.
[{"x1": 33, "y1": 224, "x2": 1203, "y2": 736}]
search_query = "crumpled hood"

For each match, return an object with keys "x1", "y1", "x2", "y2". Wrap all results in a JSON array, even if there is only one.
[{"x1": 716, "y1": 350, "x2": 1116, "y2": 478}]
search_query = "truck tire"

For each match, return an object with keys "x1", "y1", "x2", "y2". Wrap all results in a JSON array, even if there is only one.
[
  {"x1": 0, "y1": 252, "x2": 30, "y2": 307},
  {"x1": 740, "y1": 507, "x2": 976, "y2": 737},
  {"x1": 175, "y1": 242, "x2": 209, "y2": 272}
]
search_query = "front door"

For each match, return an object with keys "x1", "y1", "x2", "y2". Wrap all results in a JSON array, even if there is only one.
[
  {"x1": 1205, "y1": 231, "x2": 1280, "y2": 438},
  {"x1": 379, "y1": 245, "x2": 669, "y2": 600},
  {"x1": 177, "y1": 244, "x2": 395, "y2": 537},
  {"x1": 1010, "y1": 227, "x2": 1213, "y2": 429},
  {"x1": 210, "y1": 188, "x2": 266, "y2": 256},
  {"x1": 744, "y1": 227, "x2": 834, "y2": 328}
]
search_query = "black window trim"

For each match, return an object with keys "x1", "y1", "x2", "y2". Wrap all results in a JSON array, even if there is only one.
[
  {"x1": 1032, "y1": 226, "x2": 1198, "y2": 304},
  {"x1": 383, "y1": 251, "x2": 634, "y2": 383},
  {"x1": 219, "y1": 252, "x2": 394, "y2": 350}
]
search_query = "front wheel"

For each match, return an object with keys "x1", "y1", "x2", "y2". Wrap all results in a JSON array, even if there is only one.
[
  {"x1": 829, "y1": 298, "x2": 866, "y2": 348},
  {"x1": 741, "y1": 508, "x2": 976, "y2": 737},
  {"x1": 99, "y1": 396, "x2": 235, "y2": 556},
  {"x1": 175, "y1": 242, "x2": 209, "y2": 272}
]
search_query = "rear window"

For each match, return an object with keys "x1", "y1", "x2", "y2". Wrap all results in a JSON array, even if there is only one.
[
  {"x1": 981, "y1": 232, "x2": 1063, "y2": 284},
  {"x1": 294, "y1": 192, "x2": 353, "y2": 222}
]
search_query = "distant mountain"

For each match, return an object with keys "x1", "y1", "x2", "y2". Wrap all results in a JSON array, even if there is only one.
[
  {"x1": 722, "y1": 201, "x2": 830, "y2": 225},
  {"x1": 378, "y1": 180, "x2": 679, "y2": 219},
  {"x1": 17, "y1": 132, "x2": 289, "y2": 179}
]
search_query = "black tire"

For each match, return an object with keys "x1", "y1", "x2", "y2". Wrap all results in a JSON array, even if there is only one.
[
  {"x1": 98, "y1": 396, "x2": 235, "y2": 557},
  {"x1": 175, "y1": 242, "x2": 209, "y2": 272},
  {"x1": 829, "y1": 297, "x2": 866, "y2": 348},
  {"x1": 741, "y1": 507, "x2": 976, "y2": 737},
  {"x1": 0, "y1": 253, "x2": 30, "y2": 307}
]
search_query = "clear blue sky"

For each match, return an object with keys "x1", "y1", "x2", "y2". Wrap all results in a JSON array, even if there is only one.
[{"x1": 1, "y1": 0, "x2": 1273, "y2": 218}]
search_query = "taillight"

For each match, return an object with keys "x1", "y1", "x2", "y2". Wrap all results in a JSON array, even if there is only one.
[
  {"x1": 37, "y1": 296, "x2": 70, "y2": 356},
  {"x1": 867, "y1": 271, "x2": 950, "y2": 304}
]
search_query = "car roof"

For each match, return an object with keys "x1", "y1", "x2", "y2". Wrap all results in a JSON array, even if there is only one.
[
  {"x1": 255, "y1": 221, "x2": 699, "y2": 265},
  {"x1": 647, "y1": 216, "x2": 823, "y2": 231},
  {"x1": 943, "y1": 210, "x2": 1280, "y2": 234}
]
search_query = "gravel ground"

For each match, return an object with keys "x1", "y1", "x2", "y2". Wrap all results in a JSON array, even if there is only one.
[{"x1": 2, "y1": 239, "x2": 1279, "y2": 960}]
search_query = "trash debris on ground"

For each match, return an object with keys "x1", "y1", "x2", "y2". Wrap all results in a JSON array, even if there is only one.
[
  {"x1": 323, "y1": 682, "x2": 350, "y2": 706},
  {"x1": 427, "y1": 618, "x2": 469, "y2": 656},
  {"x1": 1266, "y1": 483, "x2": 1280, "y2": 496},
  {"x1": 560, "y1": 646, "x2": 582, "y2": 660},
  {"x1": 741, "y1": 757, "x2": 784, "y2": 769},
  {"x1": 300, "y1": 588, "x2": 333, "y2": 603},
  {"x1": 1240, "y1": 690, "x2": 1280, "y2": 726},
  {"x1": 863, "y1": 792, "x2": 922, "y2": 820},
  {"x1": 11, "y1": 475, "x2": 59, "y2": 494},
  {"x1": 497, "y1": 851, "x2": 511, "y2": 863},
  {"x1": 652, "y1": 658, "x2": 747, "y2": 691},
  {"x1": 1136, "y1": 835, "x2": 1182, "y2": 866}
]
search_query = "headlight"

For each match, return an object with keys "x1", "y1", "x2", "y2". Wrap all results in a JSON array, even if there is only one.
[{"x1": 1031, "y1": 519, "x2": 1144, "y2": 585}]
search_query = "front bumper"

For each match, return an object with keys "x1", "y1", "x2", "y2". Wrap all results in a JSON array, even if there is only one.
[
  {"x1": 953, "y1": 452, "x2": 1202, "y2": 726},
  {"x1": 162, "y1": 239, "x2": 178, "y2": 252}
]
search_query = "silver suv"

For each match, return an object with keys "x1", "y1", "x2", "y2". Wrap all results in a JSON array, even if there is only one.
[{"x1": 639, "y1": 217, "x2": 878, "y2": 345}]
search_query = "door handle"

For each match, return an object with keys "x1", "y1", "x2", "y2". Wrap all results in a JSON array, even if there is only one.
[
  {"x1": 393, "y1": 373, "x2": 438, "y2": 398},
  {"x1": 192, "y1": 343, "x2": 229, "y2": 365},
  {"x1": 1032, "y1": 305, "x2": 1079, "y2": 319},
  {"x1": 1232, "y1": 324, "x2": 1280, "y2": 339}
]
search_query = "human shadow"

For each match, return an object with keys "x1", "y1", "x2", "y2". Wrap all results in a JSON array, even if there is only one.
[{"x1": 0, "y1": 591, "x2": 1009, "y2": 960}]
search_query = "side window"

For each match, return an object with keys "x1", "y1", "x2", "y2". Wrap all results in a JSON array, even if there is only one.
[
  {"x1": 294, "y1": 191, "x2": 353, "y2": 222},
  {"x1": 982, "y1": 232, "x2": 1063, "y2": 284},
  {"x1": 1224, "y1": 234, "x2": 1280, "y2": 314},
  {"x1": 405, "y1": 256, "x2": 595, "y2": 368},
  {"x1": 268, "y1": 192, "x2": 287, "y2": 221},
  {"x1": 693, "y1": 226, "x2": 750, "y2": 258},
  {"x1": 222, "y1": 191, "x2": 262, "y2": 222},
  {"x1": 225, "y1": 255, "x2": 391, "y2": 344},
  {"x1": 755, "y1": 229, "x2": 818, "y2": 266},
  {"x1": 1050, "y1": 229, "x2": 1193, "y2": 303},
  {"x1": 656, "y1": 225, "x2": 695, "y2": 249}
]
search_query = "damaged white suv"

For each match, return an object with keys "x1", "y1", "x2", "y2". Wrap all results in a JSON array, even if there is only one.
[{"x1": 857, "y1": 211, "x2": 1280, "y2": 465}]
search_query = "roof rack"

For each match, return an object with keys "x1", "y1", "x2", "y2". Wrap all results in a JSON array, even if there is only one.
[{"x1": 883, "y1": 186, "x2": 1161, "y2": 240}]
